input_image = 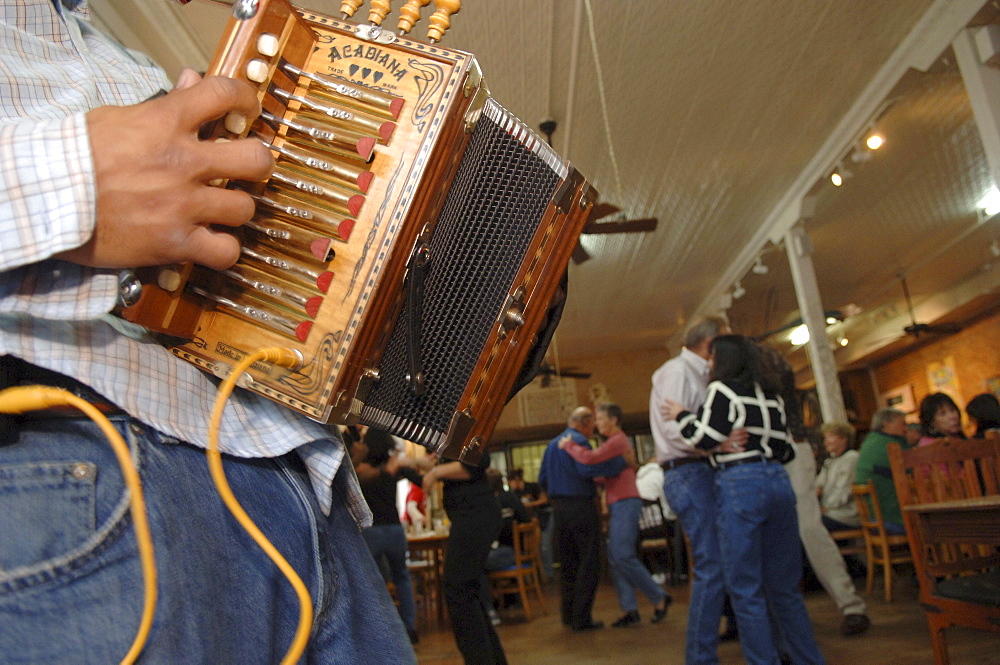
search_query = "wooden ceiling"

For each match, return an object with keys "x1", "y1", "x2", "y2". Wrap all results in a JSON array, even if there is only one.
[{"x1": 89, "y1": 0, "x2": 1000, "y2": 380}]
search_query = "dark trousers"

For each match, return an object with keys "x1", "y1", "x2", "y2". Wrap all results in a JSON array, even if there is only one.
[
  {"x1": 443, "y1": 498, "x2": 506, "y2": 665},
  {"x1": 552, "y1": 495, "x2": 601, "y2": 629}
]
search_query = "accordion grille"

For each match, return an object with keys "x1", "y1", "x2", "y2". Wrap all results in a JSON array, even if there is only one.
[{"x1": 360, "y1": 103, "x2": 560, "y2": 448}]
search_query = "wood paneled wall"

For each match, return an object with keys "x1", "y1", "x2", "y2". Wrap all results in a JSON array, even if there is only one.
[{"x1": 871, "y1": 308, "x2": 1000, "y2": 428}]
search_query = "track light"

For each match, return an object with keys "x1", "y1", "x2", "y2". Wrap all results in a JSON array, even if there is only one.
[
  {"x1": 830, "y1": 164, "x2": 852, "y2": 187},
  {"x1": 991, "y1": 238, "x2": 1000, "y2": 258},
  {"x1": 865, "y1": 132, "x2": 884, "y2": 150},
  {"x1": 732, "y1": 281, "x2": 745, "y2": 299},
  {"x1": 751, "y1": 257, "x2": 768, "y2": 275}
]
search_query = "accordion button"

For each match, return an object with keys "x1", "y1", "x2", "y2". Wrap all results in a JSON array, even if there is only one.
[
  {"x1": 257, "y1": 33, "x2": 279, "y2": 57},
  {"x1": 246, "y1": 59, "x2": 269, "y2": 84}
]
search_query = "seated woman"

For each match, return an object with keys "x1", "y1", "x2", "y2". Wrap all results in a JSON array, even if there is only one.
[
  {"x1": 663, "y1": 334, "x2": 823, "y2": 665},
  {"x1": 816, "y1": 422, "x2": 861, "y2": 531},
  {"x1": 966, "y1": 393, "x2": 1000, "y2": 438},
  {"x1": 917, "y1": 392, "x2": 966, "y2": 446}
]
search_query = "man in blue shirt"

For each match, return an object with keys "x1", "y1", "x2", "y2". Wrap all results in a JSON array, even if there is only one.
[{"x1": 538, "y1": 406, "x2": 626, "y2": 632}]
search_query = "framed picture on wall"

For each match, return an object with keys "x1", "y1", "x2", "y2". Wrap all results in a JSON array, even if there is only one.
[{"x1": 880, "y1": 384, "x2": 916, "y2": 414}]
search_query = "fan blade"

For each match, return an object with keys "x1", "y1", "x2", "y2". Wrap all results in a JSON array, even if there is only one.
[
  {"x1": 571, "y1": 242, "x2": 591, "y2": 264},
  {"x1": 582, "y1": 217, "x2": 658, "y2": 235},
  {"x1": 588, "y1": 202, "x2": 620, "y2": 222}
]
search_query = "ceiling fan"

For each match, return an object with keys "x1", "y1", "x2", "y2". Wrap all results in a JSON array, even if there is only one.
[
  {"x1": 537, "y1": 362, "x2": 592, "y2": 388},
  {"x1": 897, "y1": 271, "x2": 961, "y2": 338},
  {"x1": 537, "y1": 121, "x2": 659, "y2": 264}
]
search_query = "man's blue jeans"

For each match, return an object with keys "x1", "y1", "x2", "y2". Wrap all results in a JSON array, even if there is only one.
[
  {"x1": 607, "y1": 497, "x2": 667, "y2": 613},
  {"x1": 663, "y1": 462, "x2": 724, "y2": 665},
  {"x1": 362, "y1": 523, "x2": 418, "y2": 633},
  {"x1": 0, "y1": 416, "x2": 415, "y2": 664},
  {"x1": 715, "y1": 461, "x2": 824, "y2": 665}
]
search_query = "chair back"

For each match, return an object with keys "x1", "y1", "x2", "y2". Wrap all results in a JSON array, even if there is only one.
[
  {"x1": 888, "y1": 438, "x2": 1000, "y2": 578},
  {"x1": 513, "y1": 519, "x2": 541, "y2": 567},
  {"x1": 852, "y1": 480, "x2": 890, "y2": 540}
]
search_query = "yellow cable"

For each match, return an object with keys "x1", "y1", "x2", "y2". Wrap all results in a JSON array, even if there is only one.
[
  {"x1": 0, "y1": 386, "x2": 157, "y2": 665},
  {"x1": 207, "y1": 347, "x2": 313, "y2": 665}
]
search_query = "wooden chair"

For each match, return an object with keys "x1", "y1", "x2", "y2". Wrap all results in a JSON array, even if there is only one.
[
  {"x1": 888, "y1": 438, "x2": 1000, "y2": 665},
  {"x1": 830, "y1": 527, "x2": 865, "y2": 557},
  {"x1": 488, "y1": 519, "x2": 547, "y2": 621},
  {"x1": 851, "y1": 480, "x2": 913, "y2": 601}
]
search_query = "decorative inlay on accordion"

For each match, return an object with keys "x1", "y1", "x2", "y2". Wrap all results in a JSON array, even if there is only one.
[{"x1": 120, "y1": 0, "x2": 594, "y2": 462}]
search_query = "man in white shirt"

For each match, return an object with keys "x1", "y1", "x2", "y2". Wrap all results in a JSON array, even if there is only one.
[{"x1": 649, "y1": 317, "x2": 731, "y2": 665}]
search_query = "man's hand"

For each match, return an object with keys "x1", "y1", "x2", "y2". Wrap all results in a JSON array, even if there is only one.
[
  {"x1": 58, "y1": 69, "x2": 273, "y2": 270},
  {"x1": 660, "y1": 398, "x2": 684, "y2": 421},
  {"x1": 558, "y1": 434, "x2": 573, "y2": 450},
  {"x1": 718, "y1": 427, "x2": 748, "y2": 454}
]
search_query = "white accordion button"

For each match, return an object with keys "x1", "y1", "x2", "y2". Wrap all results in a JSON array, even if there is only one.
[
  {"x1": 246, "y1": 59, "x2": 269, "y2": 83},
  {"x1": 257, "y1": 33, "x2": 280, "y2": 57}
]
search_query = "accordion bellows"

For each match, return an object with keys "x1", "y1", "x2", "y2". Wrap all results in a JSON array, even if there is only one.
[{"x1": 119, "y1": 0, "x2": 593, "y2": 462}]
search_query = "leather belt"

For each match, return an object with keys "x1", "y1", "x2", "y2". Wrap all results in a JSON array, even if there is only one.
[
  {"x1": 713, "y1": 454, "x2": 769, "y2": 471},
  {"x1": 660, "y1": 456, "x2": 711, "y2": 471},
  {"x1": 0, "y1": 355, "x2": 126, "y2": 418}
]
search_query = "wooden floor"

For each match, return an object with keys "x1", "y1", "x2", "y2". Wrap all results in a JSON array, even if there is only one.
[{"x1": 411, "y1": 569, "x2": 1000, "y2": 665}]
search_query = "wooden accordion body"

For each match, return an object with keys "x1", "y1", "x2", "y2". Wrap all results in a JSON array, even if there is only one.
[{"x1": 120, "y1": 0, "x2": 594, "y2": 463}]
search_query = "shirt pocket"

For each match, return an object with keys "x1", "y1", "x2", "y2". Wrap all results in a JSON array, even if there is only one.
[{"x1": 0, "y1": 461, "x2": 96, "y2": 571}]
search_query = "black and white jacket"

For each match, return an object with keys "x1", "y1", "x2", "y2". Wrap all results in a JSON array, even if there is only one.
[{"x1": 675, "y1": 380, "x2": 794, "y2": 465}]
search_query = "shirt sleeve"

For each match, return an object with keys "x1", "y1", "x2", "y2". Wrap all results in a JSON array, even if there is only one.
[
  {"x1": 563, "y1": 436, "x2": 625, "y2": 465},
  {"x1": 676, "y1": 382, "x2": 734, "y2": 450},
  {"x1": 0, "y1": 114, "x2": 119, "y2": 319},
  {"x1": 651, "y1": 364, "x2": 689, "y2": 443}
]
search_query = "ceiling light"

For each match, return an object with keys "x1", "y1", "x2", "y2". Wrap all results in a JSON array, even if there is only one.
[
  {"x1": 992, "y1": 239, "x2": 1000, "y2": 257},
  {"x1": 865, "y1": 132, "x2": 884, "y2": 150},
  {"x1": 752, "y1": 257, "x2": 768, "y2": 274},
  {"x1": 732, "y1": 282, "x2": 745, "y2": 299},
  {"x1": 839, "y1": 337, "x2": 849, "y2": 347},
  {"x1": 789, "y1": 324, "x2": 810, "y2": 346},
  {"x1": 830, "y1": 164, "x2": 852, "y2": 187},
  {"x1": 979, "y1": 187, "x2": 1000, "y2": 216}
]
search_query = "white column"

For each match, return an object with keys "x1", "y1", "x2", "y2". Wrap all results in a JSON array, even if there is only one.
[
  {"x1": 953, "y1": 27, "x2": 1000, "y2": 187},
  {"x1": 784, "y1": 222, "x2": 847, "y2": 424}
]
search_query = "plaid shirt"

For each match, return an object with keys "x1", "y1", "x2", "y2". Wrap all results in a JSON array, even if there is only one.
[{"x1": 0, "y1": 0, "x2": 368, "y2": 521}]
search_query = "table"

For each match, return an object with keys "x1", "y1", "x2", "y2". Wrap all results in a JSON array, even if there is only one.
[
  {"x1": 406, "y1": 530, "x2": 449, "y2": 622},
  {"x1": 904, "y1": 495, "x2": 1000, "y2": 545}
]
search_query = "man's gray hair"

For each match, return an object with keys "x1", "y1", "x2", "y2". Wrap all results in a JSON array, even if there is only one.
[
  {"x1": 684, "y1": 316, "x2": 728, "y2": 350},
  {"x1": 870, "y1": 407, "x2": 905, "y2": 432}
]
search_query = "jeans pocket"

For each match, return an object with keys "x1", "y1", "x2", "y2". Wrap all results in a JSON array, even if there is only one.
[{"x1": 0, "y1": 461, "x2": 97, "y2": 571}]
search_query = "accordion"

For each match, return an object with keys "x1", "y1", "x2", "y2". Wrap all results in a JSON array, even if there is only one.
[{"x1": 120, "y1": 0, "x2": 594, "y2": 463}]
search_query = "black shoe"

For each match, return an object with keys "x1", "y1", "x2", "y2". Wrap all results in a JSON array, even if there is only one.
[
  {"x1": 840, "y1": 613, "x2": 871, "y2": 636},
  {"x1": 651, "y1": 594, "x2": 673, "y2": 624},
  {"x1": 612, "y1": 611, "x2": 641, "y2": 628},
  {"x1": 572, "y1": 620, "x2": 605, "y2": 632}
]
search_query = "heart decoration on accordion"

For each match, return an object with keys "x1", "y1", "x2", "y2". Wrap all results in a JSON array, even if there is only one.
[{"x1": 349, "y1": 64, "x2": 384, "y2": 84}]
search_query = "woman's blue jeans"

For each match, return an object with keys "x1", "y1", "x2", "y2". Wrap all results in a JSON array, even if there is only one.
[
  {"x1": 715, "y1": 461, "x2": 824, "y2": 665},
  {"x1": 607, "y1": 497, "x2": 667, "y2": 613},
  {"x1": 0, "y1": 416, "x2": 415, "y2": 664},
  {"x1": 362, "y1": 523, "x2": 418, "y2": 633}
]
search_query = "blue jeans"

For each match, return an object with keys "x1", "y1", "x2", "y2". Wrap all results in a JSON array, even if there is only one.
[
  {"x1": 362, "y1": 523, "x2": 417, "y2": 633},
  {"x1": 0, "y1": 416, "x2": 415, "y2": 664},
  {"x1": 607, "y1": 497, "x2": 667, "y2": 613},
  {"x1": 715, "y1": 462, "x2": 824, "y2": 665},
  {"x1": 663, "y1": 463, "x2": 725, "y2": 665}
]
